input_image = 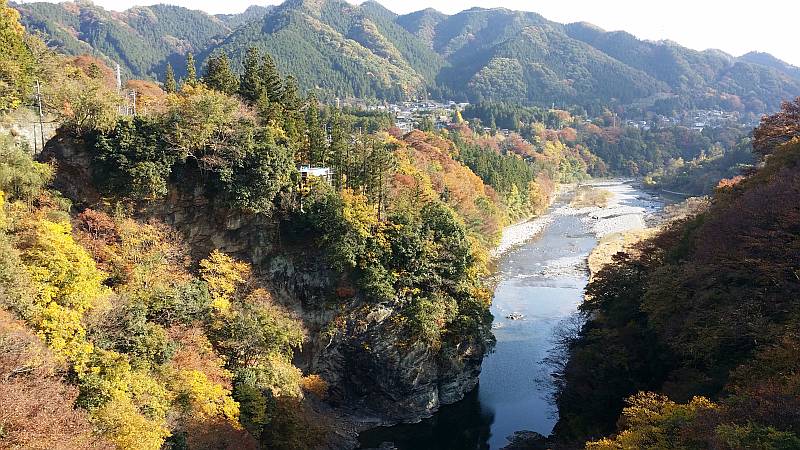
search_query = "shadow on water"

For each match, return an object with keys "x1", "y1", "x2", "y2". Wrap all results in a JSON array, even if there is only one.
[
  {"x1": 358, "y1": 388, "x2": 494, "y2": 450},
  {"x1": 357, "y1": 182, "x2": 663, "y2": 449}
]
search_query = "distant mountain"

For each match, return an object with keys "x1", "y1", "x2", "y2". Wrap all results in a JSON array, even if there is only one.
[
  {"x1": 739, "y1": 51, "x2": 800, "y2": 81},
  {"x1": 215, "y1": 5, "x2": 272, "y2": 29},
  {"x1": 13, "y1": 1, "x2": 231, "y2": 78},
  {"x1": 14, "y1": 0, "x2": 800, "y2": 114},
  {"x1": 208, "y1": 0, "x2": 440, "y2": 99},
  {"x1": 423, "y1": 8, "x2": 664, "y2": 107},
  {"x1": 563, "y1": 22, "x2": 800, "y2": 114},
  {"x1": 395, "y1": 8, "x2": 446, "y2": 50}
]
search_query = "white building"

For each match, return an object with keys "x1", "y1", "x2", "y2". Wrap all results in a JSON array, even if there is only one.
[{"x1": 299, "y1": 166, "x2": 334, "y2": 184}]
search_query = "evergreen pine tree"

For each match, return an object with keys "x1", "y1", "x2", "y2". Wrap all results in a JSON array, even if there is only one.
[
  {"x1": 164, "y1": 63, "x2": 177, "y2": 94},
  {"x1": 365, "y1": 137, "x2": 395, "y2": 220},
  {"x1": 184, "y1": 52, "x2": 197, "y2": 88},
  {"x1": 329, "y1": 108, "x2": 349, "y2": 190},
  {"x1": 255, "y1": 89, "x2": 271, "y2": 124},
  {"x1": 239, "y1": 46, "x2": 263, "y2": 104},
  {"x1": 281, "y1": 75, "x2": 300, "y2": 111},
  {"x1": 305, "y1": 93, "x2": 326, "y2": 165},
  {"x1": 203, "y1": 51, "x2": 239, "y2": 95},
  {"x1": 260, "y1": 53, "x2": 283, "y2": 103},
  {"x1": 281, "y1": 76, "x2": 302, "y2": 146}
]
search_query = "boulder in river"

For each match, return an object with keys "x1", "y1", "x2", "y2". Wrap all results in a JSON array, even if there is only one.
[
  {"x1": 503, "y1": 430, "x2": 548, "y2": 449},
  {"x1": 506, "y1": 312, "x2": 524, "y2": 320}
]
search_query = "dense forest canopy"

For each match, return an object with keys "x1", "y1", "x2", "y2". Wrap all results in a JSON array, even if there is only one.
[
  {"x1": 0, "y1": 2, "x2": 599, "y2": 447},
  {"x1": 551, "y1": 99, "x2": 800, "y2": 449},
  {"x1": 3, "y1": 0, "x2": 799, "y2": 449},
  {"x1": 13, "y1": 0, "x2": 800, "y2": 115}
]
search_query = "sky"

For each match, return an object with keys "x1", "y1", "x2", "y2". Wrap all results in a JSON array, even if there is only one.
[{"x1": 19, "y1": 0, "x2": 800, "y2": 66}]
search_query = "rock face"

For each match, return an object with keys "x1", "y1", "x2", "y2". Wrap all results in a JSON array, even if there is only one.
[
  {"x1": 41, "y1": 134, "x2": 486, "y2": 432},
  {"x1": 151, "y1": 188, "x2": 485, "y2": 426}
]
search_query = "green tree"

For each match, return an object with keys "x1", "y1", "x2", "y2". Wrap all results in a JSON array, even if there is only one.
[
  {"x1": 281, "y1": 76, "x2": 302, "y2": 145},
  {"x1": 0, "y1": 0, "x2": 35, "y2": 112},
  {"x1": 163, "y1": 63, "x2": 177, "y2": 94},
  {"x1": 365, "y1": 137, "x2": 395, "y2": 220},
  {"x1": 260, "y1": 53, "x2": 283, "y2": 103},
  {"x1": 419, "y1": 116, "x2": 435, "y2": 133},
  {"x1": 281, "y1": 75, "x2": 300, "y2": 111},
  {"x1": 328, "y1": 108, "x2": 349, "y2": 189},
  {"x1": 212, "y1": 126, "x2": 295, "y2": 214},
  {"x1": 239, "y1": 46, "x2": 262, "y2": 104},
  {"x1": 203, "y1": 51, "x2": 239, "y2": 95},
  {"x1": 305, "y1": 93, "x2": 326, "y2": 165},
  {"x1": 184, "y1": 52, "x2": 197, "y2": 88},
  {"x1": 89, "y1": 116, "x2": 177, "y2": 200},
  {"x1": 45, "y1": 66, "x2": 121, "y2": 133},
  {"x1": 0, "y1": 133, "x2": 53, "y2": 203}
]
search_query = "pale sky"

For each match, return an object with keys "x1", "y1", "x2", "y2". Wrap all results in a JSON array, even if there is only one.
[{"x1": 20, "y1": 0, "x2": 800, "y2": 67}]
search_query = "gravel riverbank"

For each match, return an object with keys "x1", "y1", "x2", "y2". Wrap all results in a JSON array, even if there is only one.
[{"x1": 491, "y1": 181, "x2": 662, "y2": 260}]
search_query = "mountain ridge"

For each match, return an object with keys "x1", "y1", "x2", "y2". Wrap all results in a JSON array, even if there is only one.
[{"x1": 14, "y1": 0, "x2": 800, "y2": 114}]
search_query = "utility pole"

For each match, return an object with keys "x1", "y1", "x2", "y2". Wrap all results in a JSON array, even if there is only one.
[
  {"x1": 131, "y1": 90, "x2": 137, "y2": 116},
  {"x1": 35, "y1": 80, "x2": 45, "y2": 151}
]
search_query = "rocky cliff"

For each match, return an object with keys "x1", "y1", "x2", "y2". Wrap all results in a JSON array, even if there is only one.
[{"x1": 40, "y1": 132, "x2": 486, "y2": 442}]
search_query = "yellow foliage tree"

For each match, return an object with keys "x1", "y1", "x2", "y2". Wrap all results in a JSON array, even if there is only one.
[
  {"x1": 0, "y1": 190, "x2": 6, "y2": 230},
  {"x1": 172, "y1": 369, "x2": 240, "y2": 423},
  {"x1": 340, "y1": 189, "x2": 380, "y2": 241},
  {"x1": 21, "y1": 220, "x2": 108, "y2": 314},
  {"x1": 200, "y1": 249, "x2": 251, "y2": 313},
  {"x1": 585, "y1": 392, "x2": 717, "y2": 450},
  {"x1": 16, "y1": 219, "x2": 108, "y2": 367},
  {"x1": 0, "y1": 0, "x2": 35, "y2": 112},
  {"x1": 91, "y1": 397, "x2": 170, "y2": 450},
  {"x1": 81, "y1": 349, "x2": 172, "y2": 450}
]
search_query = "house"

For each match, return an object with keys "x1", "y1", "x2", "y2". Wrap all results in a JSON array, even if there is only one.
[{"x1": 299, "y1": 165, "x2": 334, "y2": 185}]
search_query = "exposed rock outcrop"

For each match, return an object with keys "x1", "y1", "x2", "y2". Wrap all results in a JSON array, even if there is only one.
[{"x1": 40, "y1": 133, "x2": 486, "y2": 441}]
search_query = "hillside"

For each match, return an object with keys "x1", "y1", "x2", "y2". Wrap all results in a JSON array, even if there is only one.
[
  {"x1": 13, "y1": 1, "x2": 231, "y2": 78},
  {"x1": 1, "y1": 3, "x2": 599, "y2": 446},
  {"x1": 215, "y1": 5, "x2": 272, "y2": 29},
  {"x1": 564, "y1": 22, "x2": 800, "y2": 114},
  {"x1": 740, "y1": 51, "x2": 800, "y2": 81},
  {"x1": 14, "y1": 0, "x2": 800, "y2": 114},
  {"x1": 551, "y1": 102, "x2": 800, "y2": 448},
  {"x1": 209, "y1": 0, "x2": 437, "y2": 99}
]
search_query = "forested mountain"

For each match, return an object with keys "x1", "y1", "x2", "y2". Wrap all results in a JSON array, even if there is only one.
[
  {"x1": 214, "y1": 5, "x2": 272, "y2": 29},
  {"x1": 13, "y1": 0, "x2": 232, "y2": 78},
  {"x1": 13, "y1": 0, "x2": 800, "y2": 114},
  {"x1": 209, "y1": 0, "x2": 441, "y2": 99},
  {"x1": 2, "y1": 2, "x2": 597, "y2": 446},
  {"x1": 551, "y1": 102, "x2": 800, "y2": 448},
  {"x1": 739, "y1": 51, "x2": 800, "y2": 81},
  {"x1": 563, "y1": 22, "x2": 800, "y2": 115}
]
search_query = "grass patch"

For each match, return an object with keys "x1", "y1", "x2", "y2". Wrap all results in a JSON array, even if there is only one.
[{"x1": 571, "y1": 185, "x2": 613, "y2": 208}]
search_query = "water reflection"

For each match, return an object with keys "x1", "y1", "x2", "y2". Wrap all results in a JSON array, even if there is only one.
[
  {"x1": 358, "y1": 183, "x2": 662, "y2": 449},
  {"x1": 358, "y1": 389, "x2": 494, "y2": 450}
]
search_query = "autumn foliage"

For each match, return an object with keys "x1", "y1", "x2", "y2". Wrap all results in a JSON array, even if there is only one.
[
  {"x1": 753, "y1": 97, "x2": 800, "y2": 158},
  {"x1": 555, "y1": 109, "x2": 800, "y2": 448},
  {"x1": 0, "y1": 310, "x2": 113, "y2": 450}
]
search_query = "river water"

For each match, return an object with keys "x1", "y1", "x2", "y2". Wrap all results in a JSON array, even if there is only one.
[{"x1": 359, "y1": 181, "x2": 663, "y2": 449}]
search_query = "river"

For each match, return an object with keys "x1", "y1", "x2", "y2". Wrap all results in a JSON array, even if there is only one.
[{"x1": 358, "y1": 181, "x2": 663, "y2": 450}]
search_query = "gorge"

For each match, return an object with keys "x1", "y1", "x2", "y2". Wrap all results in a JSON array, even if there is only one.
[
  {"x1": 359, "y1": 182, "x2": 664, "y2": 448},
  {"x1": 2, "y1": 1, "x2": 799, "y2": 449}
]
